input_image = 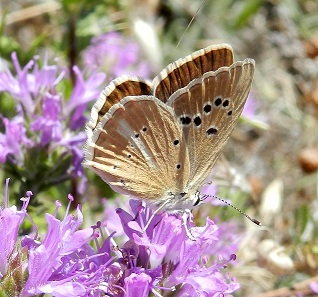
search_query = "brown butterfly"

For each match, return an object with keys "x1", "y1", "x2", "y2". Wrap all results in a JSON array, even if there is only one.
[{"x1": 84, "y1": 44, "x2": 255, "y2": 215}]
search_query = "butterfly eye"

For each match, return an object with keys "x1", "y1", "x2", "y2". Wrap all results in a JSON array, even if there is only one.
[{"x1": 193, "y1": 195, "x2": 201, "y2": 206}]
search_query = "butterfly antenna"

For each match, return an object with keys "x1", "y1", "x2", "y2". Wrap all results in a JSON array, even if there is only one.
[
  {"x1": 201, "y1": 194, "x2": 261, "y2": 226},
  {"x1": 177, "y1": 0, "x2": 206, "y2": 48}
]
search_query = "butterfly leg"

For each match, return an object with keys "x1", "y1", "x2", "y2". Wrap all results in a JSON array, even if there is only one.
[
  {"x1": 142, "y1": 199, "x2": 173, "y2": 233},
  {"x1": 182, "y1": 209, "x2": 196, "y2": 241}
]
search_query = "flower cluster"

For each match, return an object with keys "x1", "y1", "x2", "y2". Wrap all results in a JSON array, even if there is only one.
[
  {"x1": 0, "y1": 179, "x2": 240, "y2": 297},
  {"x1": 0, "y1": 52, "x2": 105, "y2": 196},
  {"x1": 0, "y1": 32, "x2": 150, "y2": 198}
]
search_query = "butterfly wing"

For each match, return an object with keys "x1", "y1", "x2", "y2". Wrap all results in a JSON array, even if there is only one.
[
  {"x1": 84, "y1": 96, "x2": 190, "y2": 207},
  {"x1": 153, "y1": 44, "x2": 234, "y2": 102},
  {"x1": 167, "y1": 59, "x2": 255, "y2": 190},
  {"x1": 87, "y1": 76, "x2": 152, "y2": 130}
]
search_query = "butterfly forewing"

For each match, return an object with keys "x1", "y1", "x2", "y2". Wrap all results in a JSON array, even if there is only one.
[
  {"x1": 168, "y1": 59, "x2": 255, "y2": 189},
  {"x1": 87, "y1": 76, "x2": 152, "y2": 130},
  {"x1": 85, "y1": 96, "x2": 190, "y2": 204},
  {"x1": 153, "y1": 44, "x2": 234, "y2": 102}
]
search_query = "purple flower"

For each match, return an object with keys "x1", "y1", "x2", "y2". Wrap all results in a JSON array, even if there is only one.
[
  {"x1": 311, "y1": 282, "x2": 318, "y2": 293},
  {"x1": 0, "y1": 180, "x2": 26, "y2": 277},
  {"x1": 124, "y1": 272, "x2": 152, "y2": 297},
  {"x1": 242, "y1": 94, "x2": 257, "y2": 119},
  {"x1": 0, "y1": 53, "x2": 106, "y2": 194},
  {"x1": 0, "y1": 53, "x2": 64, "y2": 115},
  {"x1": 0, "y1": 179, "x2": 241, "y2": 297},
  {"x1": 0, "y1": 51, "x2": 106, "y2": 135},
  {"x1": 22, "y1": 203, "x2": 93, "y2": 295},
  {"x1": 31, "y1": 92, "x2": 63, "y2": 145},
  {"x1": 113, "y1": 200, "x2": 240, "y2": 296},
  {"x1": 0, "y1": 182, "x2": 96, "y2": 296},
  {"x1": 54, "y1": 134, "x2": 88, "y2": 193},
  {"x1": 0, "y1": 116, "x2": 33, "y2": 164},
  {"x1": 102, "y1": 195, "x2": 130, "y2": 239},
  {"x1": 65, "y1": 66, "x2": 106, "y2": 130},
  {"x1": 82, "y1": 32, "x2": 151, "y2": 79},
  {"x1": 241, "y1": 94, "x2": 269, "y2": 130}
]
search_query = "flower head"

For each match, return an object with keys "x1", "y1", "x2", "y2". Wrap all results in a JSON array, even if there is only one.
[
  {"x1": 0, "y1": 52, "x2": 106, "y2": 196},
  {"x1": 106, "y1": 199, "x2": 240, "y2": 296},
  {"x1": 0, "y1": 115, "x2": 33, "y2": 163},
  {"x1": 0, "y1": 180, "x2": 241, "y2": 297},
  {"x1": 31, "y1": 92, "x2": 63, "y2": 145}
]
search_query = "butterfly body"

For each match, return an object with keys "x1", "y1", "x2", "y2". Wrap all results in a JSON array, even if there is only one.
[{"x1": 84, "y1": 44, "x2": 255, "y2": 213}]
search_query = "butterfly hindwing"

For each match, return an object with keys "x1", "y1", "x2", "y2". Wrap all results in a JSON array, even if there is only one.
[{"x1": 168, "y1": 59, "x2": 255, "y2": 189}]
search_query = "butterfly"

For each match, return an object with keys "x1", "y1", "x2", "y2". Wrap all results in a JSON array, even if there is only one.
[{"x1": 84, "y1": 43, "x2": 255, "y2": 216}]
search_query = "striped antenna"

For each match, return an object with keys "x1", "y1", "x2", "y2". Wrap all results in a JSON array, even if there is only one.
[{"x1": 200, "y1": 194, "x2": 261, "y2": 226}]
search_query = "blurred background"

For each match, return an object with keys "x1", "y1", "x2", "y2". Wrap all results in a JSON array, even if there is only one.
[{"x1": 0, "y1": 0, "x2": 318, "y2": 296}]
